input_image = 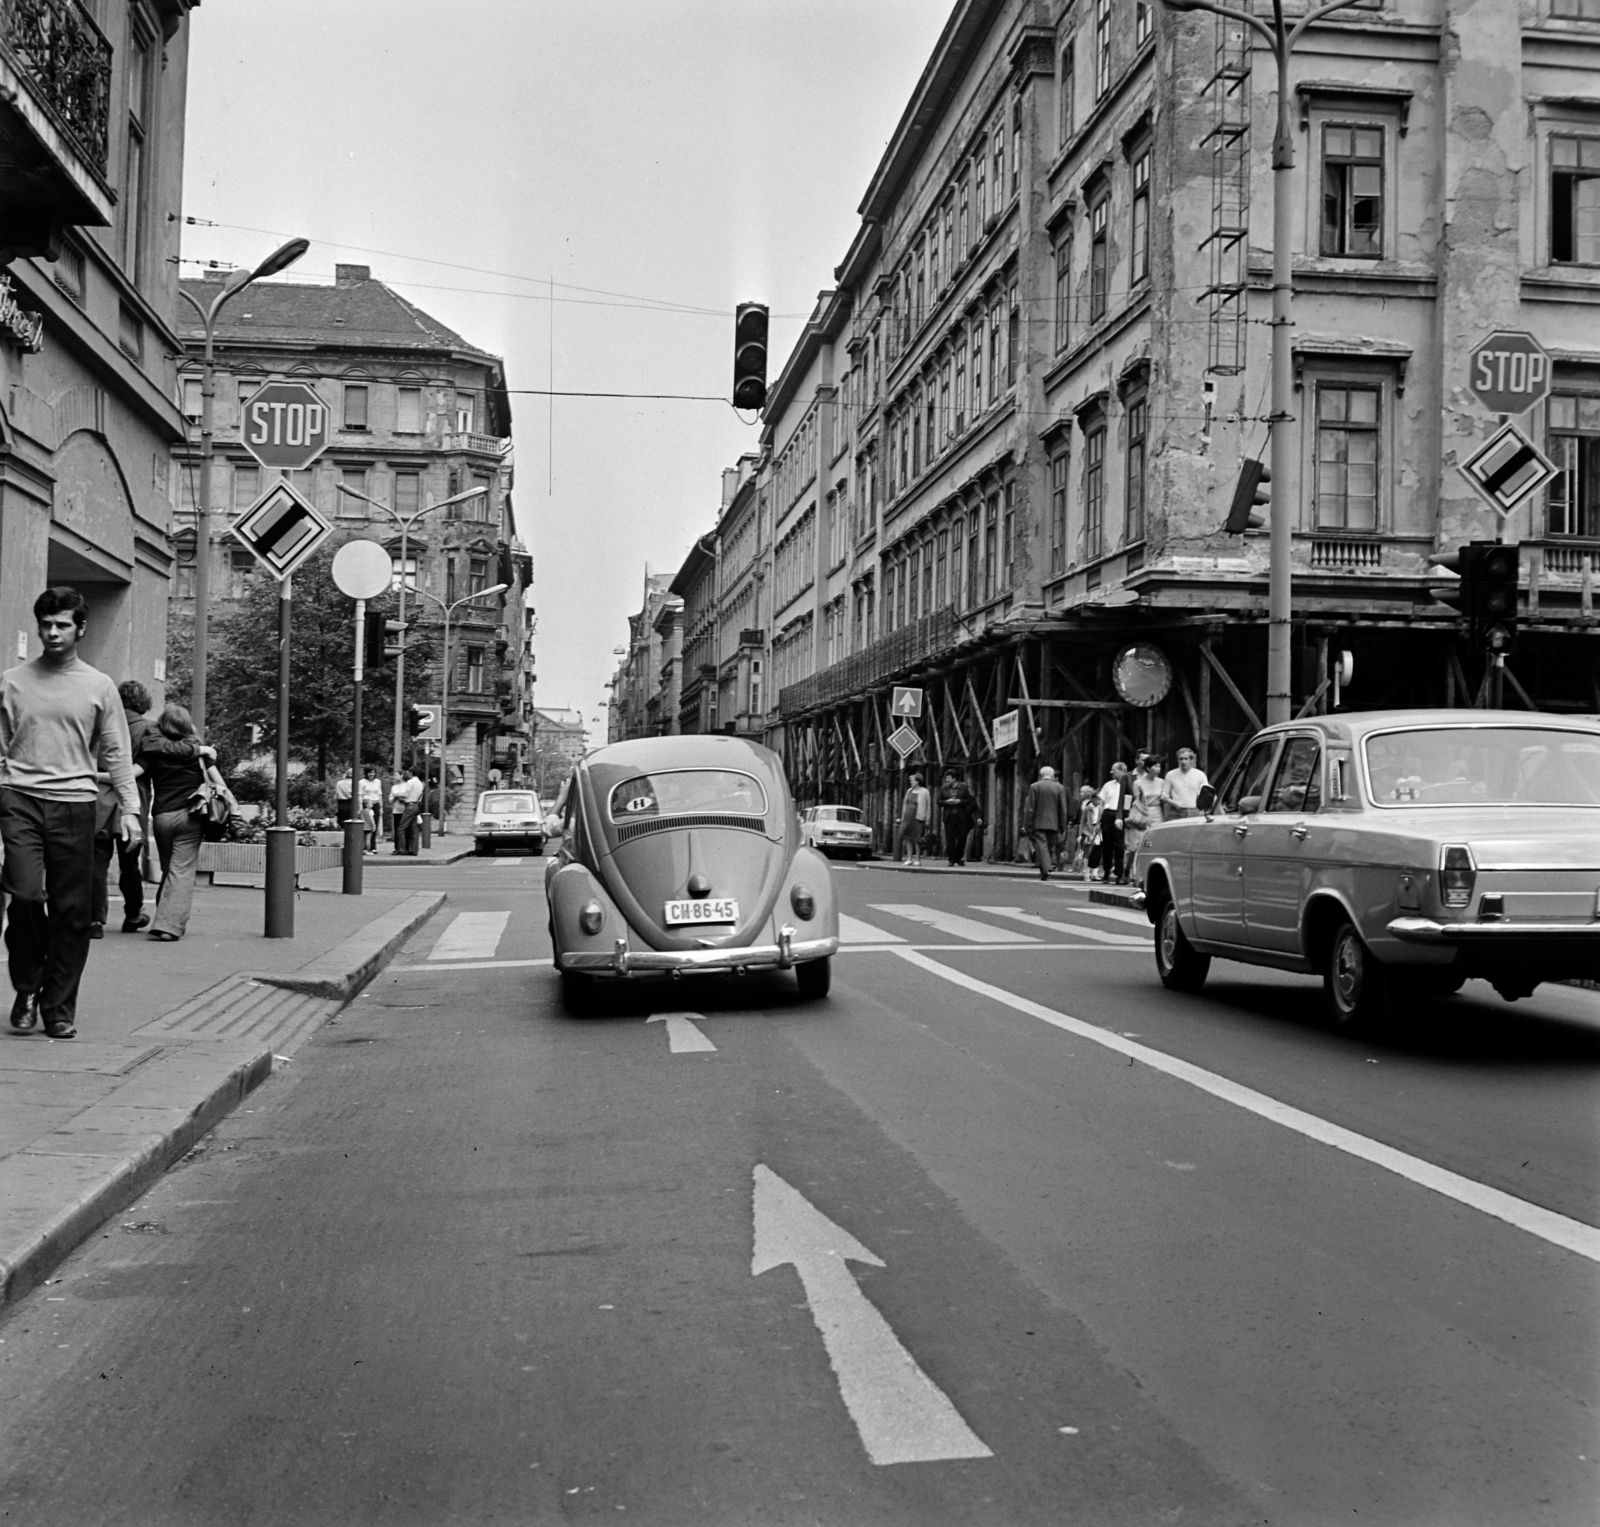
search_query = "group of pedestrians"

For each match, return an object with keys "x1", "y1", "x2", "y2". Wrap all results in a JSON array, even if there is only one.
[
  {"x1": 0, "y1": 587, "x2": 230, "y2": 1041},
  {"x1": 335, "y1": 764, "x2": 427, "y2": 854}
]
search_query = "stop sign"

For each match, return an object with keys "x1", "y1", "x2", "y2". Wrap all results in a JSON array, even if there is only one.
[
  {"x1": 1468, "y1": 331, "x2": 1551, "y2": 415},
  {"x1": 239, "y1": 380, "x2": 332, "y2": 470}
]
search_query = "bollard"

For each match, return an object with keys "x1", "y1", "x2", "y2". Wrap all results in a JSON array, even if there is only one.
[
  {"x1": 264, "y1": 826, "x2": 296, "y2": 937},
  {"x1": 420, "y1": 812, "x2": 432, "y2": 850},
  {"x1": 342, "y1": 817, "x2": 365, "y2": 895}
]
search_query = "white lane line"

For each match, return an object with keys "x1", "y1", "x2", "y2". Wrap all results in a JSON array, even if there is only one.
[
  {"x1": 893, "y1": 949, "x2": 1600, "y2": 1266},
  {"x1": 1069, "y1": 904, "x2": 1151, "y2": 927},
  {"x1": 844, "y1": 943, "x2": 1144, "y2": 954},
  {"x1": 490, "y1": 857, "x2": 526, "y2": 866},
  {"x1": 647, "y1": 1011, "x2": 717, "y2": 1053},
  {"x1": 870, "y1": 905, "x2": 1038, "y2": 944},
  {"x1": 428, "y1": 910, "x2": 511, "y2": 961},
  {"x1": 390, "y1": 958, "x2": 552, "y2": 972},
  {"x1": 752, "y1": 1165, "x2": 993, "y2": 1466},
  {"x1": 840, "y1": 913, "x2": 907, "y2": 945},
  {"x1": 971, "y1": 905, "x2": 1148, "y2": 945}
]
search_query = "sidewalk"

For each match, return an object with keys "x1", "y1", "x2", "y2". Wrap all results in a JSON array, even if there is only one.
[
  {"x1": 0, "y1": 879, "x2": 447, "y2": 1311},
  {"x1": 857, "y1": 857, "x2": 1144, "y2": 906}
]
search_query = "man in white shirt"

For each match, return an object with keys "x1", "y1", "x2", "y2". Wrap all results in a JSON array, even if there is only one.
[
  {"x1": 391, "y1": 766, "x2": 424, "y2": 856},
  {"x1": 1097, "y1": 761, "x2": 1131, "y2": 883},
  {"x1": 1161, "y1": 749, "x2": 1210, "y2": 818}
]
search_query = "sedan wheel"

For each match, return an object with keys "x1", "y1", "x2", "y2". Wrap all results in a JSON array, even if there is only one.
[
  {"x1": 1154, "y1": 897, "x2": 1210, "y2": 992},
  {"x1": 1324, "y1": 919, "x2": 1387, "y2": 1030}
]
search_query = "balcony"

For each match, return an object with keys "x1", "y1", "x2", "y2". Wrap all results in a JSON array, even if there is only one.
[
  {"x1": 442, "y1": 431, "x2": 511, "y2": 459},
  {"x1": 0, "y1": 0, "x2": 115, "y2": 247}
]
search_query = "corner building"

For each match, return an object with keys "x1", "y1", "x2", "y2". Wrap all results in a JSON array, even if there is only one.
[{"x1": 766, "y1": 0, "x2": 1600, "y2": 859}]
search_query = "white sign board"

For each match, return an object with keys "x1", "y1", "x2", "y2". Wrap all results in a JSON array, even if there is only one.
[
  {"x1": 891, "y1": 686, "x2": 924, "y2": 718},
  {"x1": 414, "y1": 704, "x2": 443, "y2": 739},
  {"x1": 1459, "y1": 421, "x2": 1559, "y2": 518},
  {"x1": 992, "y1": 710, "x2": 1019, "y2": 752},
  {"x1": 888, "y1": 722, "x2": 920, "y2": 759},
  {"x1": 229, "y1": 480, "x2": 332, "y2": 581}
]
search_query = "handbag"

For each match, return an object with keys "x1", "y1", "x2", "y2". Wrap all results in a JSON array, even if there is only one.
[{"x1": 189, "y1": 776, "x2": 236, "y2": 841}]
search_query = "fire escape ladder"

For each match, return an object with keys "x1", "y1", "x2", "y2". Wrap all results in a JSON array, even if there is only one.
[{"x1": 1202, "y1": 19, "x2": 1251, "y2": 376}]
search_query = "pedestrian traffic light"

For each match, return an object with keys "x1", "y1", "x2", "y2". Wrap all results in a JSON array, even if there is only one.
[
  {"x1": 1225, "y1": 458, "x2": 1270, "y2": 533},
  {"x1": 733, "y1": 301, "x2": 769, "y2": 411},
  {"x1": 363, "y1": 609, "x2": 387, "y2": 663},
  {"x1": 1475, "y1": 542, "x2": 1519, "y2": 652}
]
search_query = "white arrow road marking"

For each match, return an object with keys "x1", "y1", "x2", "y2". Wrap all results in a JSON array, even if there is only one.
[
  {"x1": 971, "y1": 905, "x2": 1148, "y2": 945},
  {"x1": 429, "y1": 910, "x2": 511, "y2": 961},
  {"x1": 893, "y1": 948, "x2": 1600, "y2": 1266},
  {"x1": 751, "y1": 1165, "x2": 993, "y2": 1466},
  {"x1": 647, "y1": 1012, "x2": 717, "y2": 1053},
  {"x1": 870, "y1": 904, "x2": 1038, "y2": 944},
  {"x1": 839, "y1": 913, "x2": 906, "y2": 945}
]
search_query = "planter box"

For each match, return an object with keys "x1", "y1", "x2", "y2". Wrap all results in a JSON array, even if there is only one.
[{"x1": 196, "y1": 842, "x2": 346, "y2": 887}]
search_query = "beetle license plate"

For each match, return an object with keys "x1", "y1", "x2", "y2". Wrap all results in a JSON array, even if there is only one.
[{"x1": 664, "y1": 898, "x2": 738, "y2": 926}]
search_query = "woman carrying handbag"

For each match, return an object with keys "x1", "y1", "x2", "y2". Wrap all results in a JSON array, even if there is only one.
[{"x1": 138, "y1": 704, "x2": 227, "y2": 942}]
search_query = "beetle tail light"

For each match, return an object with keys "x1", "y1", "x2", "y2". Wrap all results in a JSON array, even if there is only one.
[
  {"x1": 578, "y1": 900, "x2": 605, "y2": 935},
  {"x1": 790, "y1": 885, "x2": 816, "y2": 921},
  {"x1": 1440, "y1": 845, "x2": 1475, "y2": 909}
]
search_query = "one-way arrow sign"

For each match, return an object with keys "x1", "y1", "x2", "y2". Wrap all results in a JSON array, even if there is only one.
[{"x1": 751, "y1": 1164, "x2": 992, "y2": 1466}]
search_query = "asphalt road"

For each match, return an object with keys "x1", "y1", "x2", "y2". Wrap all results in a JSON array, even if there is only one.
[{"x1": 2, "y1": 858, "x2": 1597, "y2": 1526}]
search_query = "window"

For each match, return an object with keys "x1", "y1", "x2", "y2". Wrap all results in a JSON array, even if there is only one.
[
  {"x1": 1089, "y1": 198, "x2": 1109, "y2": 322},
  {"x1": 976, "y1": 155, "x2": 987, "y2": 229},
  {"x1": 1049, "y1": 450, "x2": 1070, "y2": 575},
  {"x1": 1551, "y1": 135, "x2": 1600, "y2": 264},
  {"x1": 446, "y1": 554, "x2": 458, "y2": 603},
  {"x1": 943, "y1": 200, "x2": 955, "y2": 283},
  {"x1": 472, "y1": 474, "x2": 492, "y2": 518},
  {"x1": 1085, "y1": 423, "x2": 1106, "y2": 559},
  {"x1": 174, "y1": 564, "x2": 194, "y2": 601},
  {"x1": 896, "y1": 559, "x2": 908, "y2": 627},
  {"x1": 929, "y1": 220, "x2": 940, "y2": 295},
  {"x1": 1266, "y1": 738, "x2": 1323, "y2": 814},
  {"x1": 233, "y1": 463, "x2": 260, "y2": 513},
  {"x1": 394, "y1": 471, "x2": 421, "y2": 516},
  {"x1": 180, "y1": 377, "x2": 202, "y2": 421},
  {"x1": 912, "y1": 392, "x2": 923, "y2": 477},
  {"x1": 971, "y1": 323, "x2": 984, "y2": 418},
  {"x1": 1322, "y1": 125, "x2": 1384, "y2": 257},
  {"x1": 237, "y1": 376, "x2": 261, "y2": 411},
  {"x1": 466, "y1": 646, "x2": 485, "y2": 693},
  {"x1": 915, "y1": 240, "x2": 926, "y2": 325},
  {"x1": 343, "y1": 384, "x2": 369, "y2": 431},
  {"x1": 1125, "y1": 397, "x2": 1148, "y2": 544},
  {"x1": 966, "y1": 516, "x2": 979, "y2": 606},
  {"x1": 908, "y1": 548, "x2": 921, "y2": 621},
  {"x1": 339, "y1": 467, "x2": 368, "y2": 516},
  {"x1": 1315, "y1": 384, "x2": 1380, "y2": 530},
  {"x1": 936, "y1": 531, "x2": 948, "y2": 606},
  {"x1": 1007, "y1": 282, "x2": 1019, "y2": 386},
  {"x1": 120, "y1": 30, "x2": 151, "y2": 277},
  {"x1": 1548, "y1": 394, "x2": 1600, "y2": 537},
  {"x1": 397, "y1": 386, "x2": 423, "y2": 433},
  {"x1": 959, "y1": 174, "x2": 970, "y2": 252},
  {"x1": 1130, "y1": 149, "x2": 1151, "y2": 284},
  {"x1": 1002, "y1": 482, "x2": 1015, "y2": 588},
  {"x1": 228, "y1": 550, "x2": 254, "y2": 601},
  {"x1": 1095, "y1": 0, "x2": 1112, "y2": 99},
  {"x1": 1059, "y1": 43, "x2": 1075, "y2": 146},
  {"x1": 455, "y1": 393, "x2": 475, "y2": 433},
  {"x1": 983, "y1": 495, "x2": 999, "y2": 602},
  {"x1": 1055, "y1": 237, "x2": 1073, "y2": 352},
  {"x1": 955, "y1": 335, "x2": 967, "y2": 433},
  {"x1": 988, "y1": 303, "x2": 1000, "y2": 404},
  {"x1": 1221, "y1": 739, "x2": 1279, "y2": 814},
  {"x1": 950, "y1": 518, "x2": 964, "y2": 608},
  {"x1": 469, "y1": 555, "x2": 489, "y2": 594},
  {"x1": 1011, "y1": 102, "x2": 1021, "y2": 197},
  {"x1": 939, "y1": 364, "x2": 951, "y2": 445},
  {"x1": 992, "y1": 125, "x2": 1006, "y2": 214},
  {"x1": 1552, "y1": 0, "x2": 1600, "y2": 16},
  {"x1": 1135, "y1": 1, "x2": 1152, "y2": 47},
  {"x1": 118, "y1": 304, "x2": 142, "y2": 361},
  {"x1": 924, "y1": 388, "x2": 937, "y2": 464},
  {"x1": 392, "y1": 556, "x2": 417, "y2": 593}
]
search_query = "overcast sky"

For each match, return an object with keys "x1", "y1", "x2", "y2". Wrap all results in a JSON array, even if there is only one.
[{"x1": 180, "y1": 0, "x2": 949, "y2": 742}]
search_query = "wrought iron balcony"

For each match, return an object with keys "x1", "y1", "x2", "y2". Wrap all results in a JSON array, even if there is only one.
[{"x1": 2, "y1": 0, "x2": 112, "y2": 174}]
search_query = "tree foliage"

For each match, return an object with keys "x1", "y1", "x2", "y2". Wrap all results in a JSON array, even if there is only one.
[{"x1": 205, "y1": 548, "x2": 436, "y2": 777}]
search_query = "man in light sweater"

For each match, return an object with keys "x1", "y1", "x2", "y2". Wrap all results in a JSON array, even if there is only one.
[{"x1": 0, "y1": 588, "x2": 142, "y2": 1039}]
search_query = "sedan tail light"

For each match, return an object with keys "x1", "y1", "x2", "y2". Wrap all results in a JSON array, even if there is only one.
[{"x1": 1439, "y1": 845, "x2": 1476, "y2": 909}]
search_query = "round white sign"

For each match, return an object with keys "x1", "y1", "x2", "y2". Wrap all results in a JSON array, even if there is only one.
[{"x1": 331, "y1": 539, "x2": 392, "y2": 600}]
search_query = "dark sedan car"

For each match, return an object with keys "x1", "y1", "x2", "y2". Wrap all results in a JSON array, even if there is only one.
[{"x1": 545, "y1": 734, "x2": 839, "y2": 1013}]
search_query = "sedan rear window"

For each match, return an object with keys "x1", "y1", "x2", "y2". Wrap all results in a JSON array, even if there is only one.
[
  {"x1": 1364, "y1": 727, "x2": 1600, "y2": 806},
  {"x1": 481, "y1": 794, "x2": 537, "y2": 815},
  {"x1": 817, "y1": 807, "x2": 862, "y2": 822},
  {"x1": 608, "y1": 770, "x2": 768, "y2": 821}
]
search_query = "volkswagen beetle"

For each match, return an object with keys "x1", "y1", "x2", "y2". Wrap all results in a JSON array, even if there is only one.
[
  {"x1": 1133, "y1": 711, "x2": 1600, "y2": 1027},
  {"x1": 545, "y1": 734, "x2": 839, "y2": 1012}
]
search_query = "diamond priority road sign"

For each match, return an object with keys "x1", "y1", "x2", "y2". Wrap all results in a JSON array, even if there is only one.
[
  {"x1": 1458, "y1": 420, "x2": 1560, "y2": 518},
  {"x1": 888, "y1": 722, "x2": 920, "y2": 759},
  {"x1": 1467, "y1": 331, "x2": 1552, "y2": 416},
  {"x1": 230, "y1": 480, "x2": 333, "y2": 580},
  {"x1": 238, "y1": 379, "x2": 332, "y2": 471}
]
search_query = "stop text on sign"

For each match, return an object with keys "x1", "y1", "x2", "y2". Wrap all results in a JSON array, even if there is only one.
[
  {"x1": 1472, "y1": 348, "x2": 1547, "y2": 401},
  {"x1": 246, "y1": 398, "x2": 327, "y2": 449}
]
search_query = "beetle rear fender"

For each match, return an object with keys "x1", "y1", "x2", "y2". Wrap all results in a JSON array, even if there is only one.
[
  {"x1": 548, "y1": 861, "x2": 625, "y2": 961},
  {"x1": 778, "y1": 845, "x2": 839, "y2": 939}
]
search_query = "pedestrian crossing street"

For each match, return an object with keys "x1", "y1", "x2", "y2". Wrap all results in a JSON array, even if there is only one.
[{"x1": 408, "y1": 900, "x2": 1149, "y2": 967}]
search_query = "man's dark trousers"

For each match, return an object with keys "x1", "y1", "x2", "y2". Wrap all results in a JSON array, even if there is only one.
[
  {"x1": 1032, "y1": 828, "x2": 1061, "y2": 878},
  {"x1": 0, "y1": 789, "x2": 97, "y2": 1026},
  {"x1": 397, "y1": 804, "x2": 421, "y2": 855}
]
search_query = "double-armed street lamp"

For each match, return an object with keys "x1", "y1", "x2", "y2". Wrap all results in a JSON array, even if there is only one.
[
  {"x1": 336, "y1": 481, "x2": 488, "y2": 773},
  {"x1": 1161, "y1": 0, "x2": 1361, "y2": 724},
  {"x1": 177, "y1": 237, "x2": 310, "y2": 735}
]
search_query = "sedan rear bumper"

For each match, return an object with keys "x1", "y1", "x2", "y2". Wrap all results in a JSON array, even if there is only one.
[
  {"x1": 560, "y1": 932, "x2": 839, "y2": 977},
  {"x1": 1387, "y1": 916, "x2": 1600, "y2": 943}
]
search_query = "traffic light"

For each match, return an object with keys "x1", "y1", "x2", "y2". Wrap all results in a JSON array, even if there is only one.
[
  {"x1": 1225, "y1": 458, "x2": 1270, "y2": 533},
  {"x1": 732, "y1": 301, "x2": 769, "y2": 411},
  {"x1": 408, "y1": 703, "x2": 426, "y2": 736},
  {"x1": 1428, "y1": 541, "x2": 1520, "y2": 651}
]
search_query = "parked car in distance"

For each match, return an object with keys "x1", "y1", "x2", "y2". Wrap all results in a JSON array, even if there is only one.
[
  {"x1": 545, "y1": 734, "x2": 839, "y2": 1012},
  {"x1": 473, "y1": 790, "x2": 546, "y2": 856},
  {"x1": 1133, "y1": 710, "x2": 1600, "y2": 1027},
  {"x1": 800, "y1": 804, "x2": 874, "y2": 860}
]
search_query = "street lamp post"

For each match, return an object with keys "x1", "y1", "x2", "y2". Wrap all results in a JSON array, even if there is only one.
[
  {"x1": 336, "y1": 482, "x2": 487, "y2": 775},
  {"x1": 1162, "y1": 0, "x2": 1360, "y2": 724},
  {"x1": 176, "y1": 238, "x2": 309, "y2": 735},
  {"x1": 407, "y1": 582, "x2": 508, "y2": 829}
]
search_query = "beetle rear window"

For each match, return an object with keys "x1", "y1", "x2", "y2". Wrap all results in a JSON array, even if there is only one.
[
  {"x1": 1363, "y1": 727, "x2": 1600, "y2": 806},
  {"x1": 608, "y1": 770, "x2": 768, "y2": 821}
]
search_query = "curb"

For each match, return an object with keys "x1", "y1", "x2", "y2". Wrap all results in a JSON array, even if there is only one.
[
  {"x1": 255, "y1": 890, "x2": 447, "y2": 1001},
  {"x1": 0, "y1": 1042, "x2": 271, "y2": 1311},
  {"x1": 1090, "y1": 887, "x2": 1143, "y2": 911}
]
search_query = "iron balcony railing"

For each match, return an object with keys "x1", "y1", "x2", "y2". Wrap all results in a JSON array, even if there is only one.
[
  {"x1": 779, "y1": 607, "x2": 956, "y2": 717},
  {"x1": 2, "y1": 0, "x2": 112, "y2": 173}
]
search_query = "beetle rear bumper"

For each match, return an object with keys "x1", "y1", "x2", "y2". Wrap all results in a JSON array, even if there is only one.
[{"x1": 560, "y1": 933, "x2": 838, "y2": 977}]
